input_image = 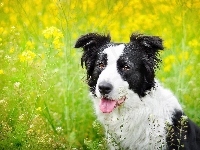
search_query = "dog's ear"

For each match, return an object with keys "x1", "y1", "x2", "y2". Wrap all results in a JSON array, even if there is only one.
[
  {"x1": 75, "y1": 33, "x2": 111, "y2": 68},
  {"x1": 129, "y1": 34, "x2": 164, "y2": 68},
  {"x1": 75, "y1": 33, "x2": 111, "y2": 50},
  {"x1": 75, "y1": 33, "x2": 110, "y2": 82},
  {"x1": 130, "y1": 34, "x2": 164, "y2": 52},
  {"x1": 130, "y1": 34, "x2": 164, "y2": 92}
]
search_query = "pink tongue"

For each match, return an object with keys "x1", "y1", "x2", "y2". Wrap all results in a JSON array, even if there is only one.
[{"x1": 100, "y1": 98, "x2": 117, "y2": 113}]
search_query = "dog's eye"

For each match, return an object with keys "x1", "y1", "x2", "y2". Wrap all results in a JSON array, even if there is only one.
[
  {"x1": 98, "y1": 62, "x2": 106, "y2": 69},
  {"x1": 122, "y1": 65, "x2": 130, "y2": 71}
]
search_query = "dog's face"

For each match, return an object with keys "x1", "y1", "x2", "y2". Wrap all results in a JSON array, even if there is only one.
[{"x1": 75, "y1": 33, "x2": 163, "y2": 113}]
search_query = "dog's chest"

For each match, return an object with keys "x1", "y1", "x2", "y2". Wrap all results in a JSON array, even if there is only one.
[{"x1": 100, "y1": 112, "x2": 167, "y2": 150}]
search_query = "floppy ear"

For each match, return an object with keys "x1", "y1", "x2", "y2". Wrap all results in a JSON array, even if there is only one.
[
  {"x1": 75, "y1": 32, "x2": 110, "y2": 67},
  {"x1": 74, "y1": 33, "x2": 111, "y2": 49},
  {"x1": 74, "y1": 33, "x2": 110, "y2": 82},
  {"x1": 130, "y1": 34, "x2": 164, "y2": 67},
  {"x1": 130, "y1": 33, "x2": 164, "y2": 52},
  {"x1": 130, "y1": 34, "x2": 164, "y2": 93}
]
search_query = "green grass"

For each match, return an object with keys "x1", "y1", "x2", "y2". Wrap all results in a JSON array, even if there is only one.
[{"x1": 0, "y1": 0, "x2": 200, "y2": 149}]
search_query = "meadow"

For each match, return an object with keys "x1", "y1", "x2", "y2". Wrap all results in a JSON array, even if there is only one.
[{"x1": 0, "y1": 0, "x2": 200, "y2": 149}]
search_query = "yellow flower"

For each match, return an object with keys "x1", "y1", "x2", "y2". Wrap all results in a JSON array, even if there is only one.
[
  {"x1": 36, "y1": 107, "x2": 42, "y2": 112},
  {"x1": 194, "y1": 50, "x2": 199, "y2": 55},
  {"x1": 113, "y1": 1, "x2": 124, "y2": 11},
  {"x1": 38, "y1": 53, "x2": 45, "y2": 59},
  {"x1": 184, "y1": 65, "x2": 193, "y2": 76},
  {"x1": 163, "y1": 55, "x2": 175, "y2": 64},
  {"x1": 188, "y1": 39, "x2": 199, "y2": 48},
  {"x1": 164, "y1": 39, "x2": 173, "y2": 49},
  {"x1": 9, "y1": 47, "x2": 14, "y2": 53},
  {"x1": 19, "y1": 50, "x2": 36, "y2": 62},
  {"x1": 0, "y1": 38, "x2": 2, "y2": 46},
  {"x1": 0, "y1": 69, "x2": 4, "y2": 74},
  {"x1": 163, "y1": 64, "x2": 172, "y2": 72},
  {"x1": 186, "y1": 1, "x2": 192, "y2": 8},
  {"x1": 26, "y1": 40, "x2": 35, "y2": 50},
  {"x1": 57, "y1": 51, "x2": 64, "y2": 57},
  {"x1": 163, "y1": 55, "x2": 176, "y2": 72},
  {"x1": 42, "y1": 26, "x2": 63, "y2": 40},
  {"x1": 70, "y1": 2, "x2": 75, "y2": 9},
  {"x1": 0, "y1": 27, "x2": 4, "y2": 33},
  {"x1": 53, "y1": 38, "x2": 63, "y2": 50},
  {"x1": 160, "y1": 4, "x2": 171, "y2": 13}
]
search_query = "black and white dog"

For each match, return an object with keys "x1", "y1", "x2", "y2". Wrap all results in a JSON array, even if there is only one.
[{"x1": 75, "y1": 33, "x2": 200, "y2": 150}]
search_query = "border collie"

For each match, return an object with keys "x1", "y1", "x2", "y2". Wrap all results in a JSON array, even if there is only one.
[{"x1": 75, "y1": 33, "x2": 200, "y2": 150}]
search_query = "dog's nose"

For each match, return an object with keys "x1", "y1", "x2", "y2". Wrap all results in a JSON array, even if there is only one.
[{"x1": 98, "y1": 81, "x2": 113, "y2": 95}]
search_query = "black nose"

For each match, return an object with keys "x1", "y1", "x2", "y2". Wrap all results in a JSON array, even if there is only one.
[{"x1": 98, "y1": 81, "x2": 113, "y2": 95}]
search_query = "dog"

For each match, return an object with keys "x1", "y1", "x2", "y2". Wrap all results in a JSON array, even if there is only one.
[{"x1": 75, "y1": 33, "x2": 200, "y2": 150}]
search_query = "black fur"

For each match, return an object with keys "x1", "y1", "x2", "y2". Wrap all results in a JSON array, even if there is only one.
[{"x1": 167, "y1": 110, "x2": 200, "y2": 150}]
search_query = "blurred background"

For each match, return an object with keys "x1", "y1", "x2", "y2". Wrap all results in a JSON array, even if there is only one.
[{"x1": 0, "y1": 0, "x2": 200, "y2": 149}]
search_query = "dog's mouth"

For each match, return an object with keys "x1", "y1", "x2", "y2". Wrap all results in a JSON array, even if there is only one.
[{"x1": 99, "y1": 96, "x2": 126, "y2": 113}]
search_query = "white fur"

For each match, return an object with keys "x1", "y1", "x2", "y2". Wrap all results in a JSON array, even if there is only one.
[
  {"x1": 96, "y1": 44, "x2": 128, "y2": 100},
  {"x1": 91, "y1": 45, "x2": 183, "y2": 150}
]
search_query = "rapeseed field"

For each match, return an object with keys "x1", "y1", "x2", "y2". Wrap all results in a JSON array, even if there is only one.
[{"x1": 0, "y1": 0, "x2": 200, "y2": 149}]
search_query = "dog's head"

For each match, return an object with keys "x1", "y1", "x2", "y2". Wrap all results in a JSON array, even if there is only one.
[{"x1": 75, "y1": 33, "x2": 163, "y2": 113}]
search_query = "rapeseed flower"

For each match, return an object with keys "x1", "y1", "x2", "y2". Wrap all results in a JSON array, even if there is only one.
[
  {"x1": 194, "y1": 50, "x2": 199, "y2": 55},
  {"x1": 188, "y1": 39, "x2": 199, "y2": 48},
  {"x1": 19, "y1": 50, "x2": 36, "y2": 62},
  {"x1": 42, "y1": 26, "x2": 64, "y2": 56},
  {"x1": 163, "y1": 64, "x2": 172, "y2": 72},
  {"x1": 42, "y1": 26, "x2": 63, "y2": 40},
  {"x1": 36, "y1": 107, "x2": 42, "y2": 112},
  {"x1": 0, "y1": 38, "x2": 2, "y2": 46},
  {"x1": 26, "y1": 40, "x2": 35, "y2": 50},
  {"x1": 164, "y1": 39, "x2": 173, "y2": 49},
  {"x1": 0, "y1": 27, "x2": 3, "y2": 33},
  {"x1": 185, "y1": 65, "x2": 193, "y2": 76},
  {"x1": 53, "y1": 38, "x2": 64, "y2": 50},
  {"x1": 0, "y1": 69, "x2": 4, "y2": 74},
  {"x1": 163, "y1": 55, "x2": 175, "y2": 72},
  {"x1": 9, "y1": 47, "x2": 14, "y2": 53},
  {"x1": 163, "y1": 55, "x2": 175, "y2": 64}
]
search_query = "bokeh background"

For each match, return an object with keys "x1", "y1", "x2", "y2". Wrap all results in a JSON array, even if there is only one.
[{"x1": 0, "y1": 0, "x2": 200, "y2": 149}]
